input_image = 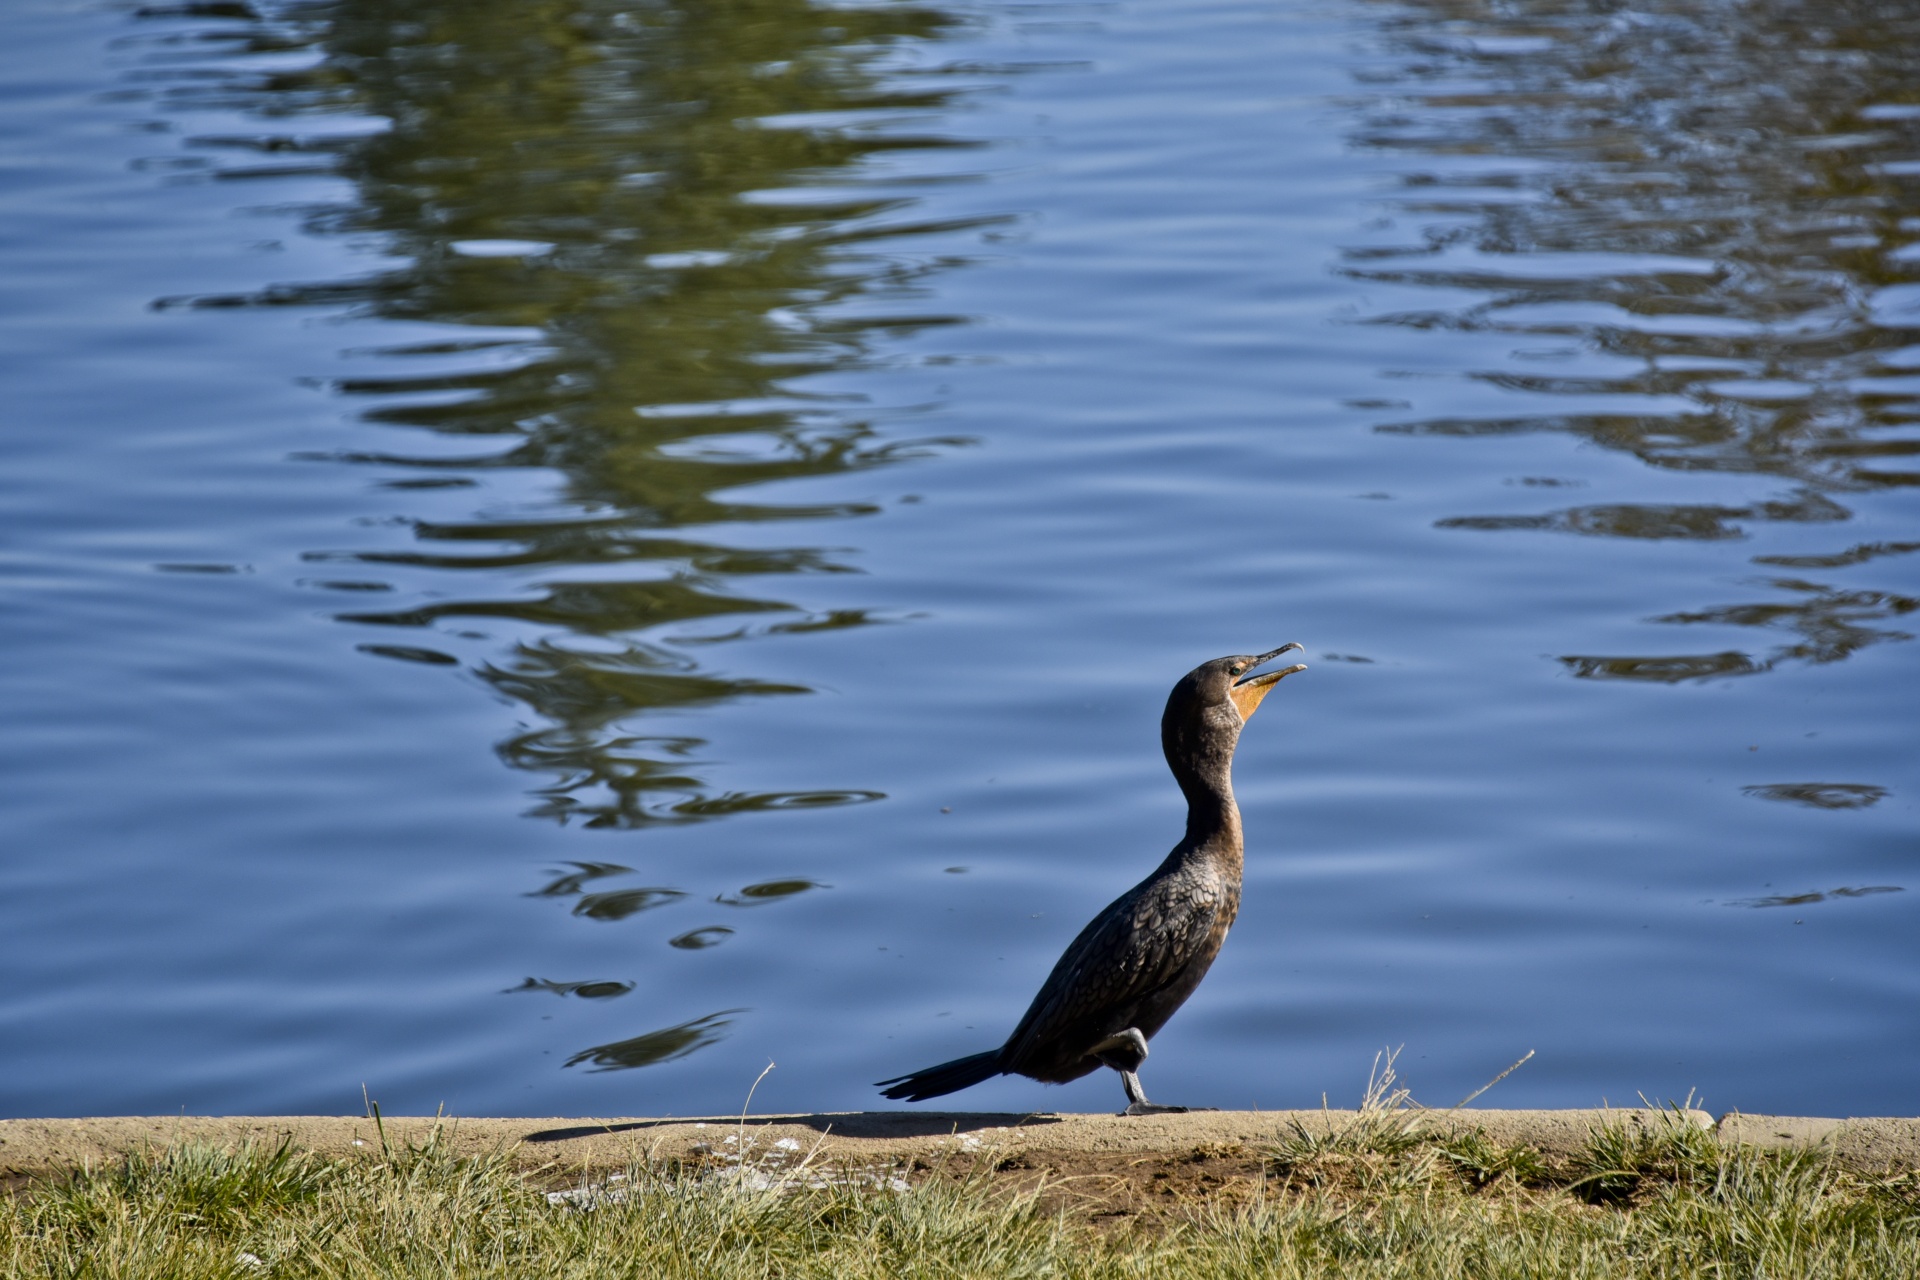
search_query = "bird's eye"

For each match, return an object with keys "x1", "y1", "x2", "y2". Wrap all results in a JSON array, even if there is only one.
[{"x1": 1229, "y1": 664, "x2": 1245, "y2": 676}]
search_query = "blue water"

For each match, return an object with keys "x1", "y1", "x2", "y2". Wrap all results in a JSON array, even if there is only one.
[{"x1": 1, "y1": 0, "x2": 1916, "y2": 1121}]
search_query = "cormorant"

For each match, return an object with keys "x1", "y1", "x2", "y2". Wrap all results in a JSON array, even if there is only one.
[{"x1": 877, "y1": 645, "x2": 1307, "y2": 1114}]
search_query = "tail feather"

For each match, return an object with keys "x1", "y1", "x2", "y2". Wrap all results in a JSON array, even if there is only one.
[{"x1": 876, "y1": 1049, "x2": 1002, "y2": 1102}]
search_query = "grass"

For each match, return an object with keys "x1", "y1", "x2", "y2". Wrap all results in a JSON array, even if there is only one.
[{"x1": 5, "y1": 1111, "x2": 1919, "y2": 1279}]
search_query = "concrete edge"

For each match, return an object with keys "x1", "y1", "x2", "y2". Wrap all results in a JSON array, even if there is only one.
[{"x1": 5, "y1": 1110, "x2": 1919, "y2": 1183}]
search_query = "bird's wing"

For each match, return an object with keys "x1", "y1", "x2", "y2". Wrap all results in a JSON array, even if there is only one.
[{"x1": 1000, "y1": 876, "x2": 1224, "y2": 1071}]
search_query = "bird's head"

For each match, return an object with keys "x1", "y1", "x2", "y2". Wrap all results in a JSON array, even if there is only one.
[
  {"x1": 1226, "y1": 644, "x2": 1309, "y2": 721},
  {"x1": 1162, "y1": 643, "x2": 1308, "y2": 765},
  {"x1": 1199, "y1": 644, "x2": 1308, "y2": 722}
]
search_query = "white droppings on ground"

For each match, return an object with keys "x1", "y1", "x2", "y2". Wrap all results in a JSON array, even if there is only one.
[
  {"x1": 549, "y1": 1132, "x2": 908, "y2": 1207},
  {"x1": 546, "y1": 1183, "x2": 629, "y2": 1209}
]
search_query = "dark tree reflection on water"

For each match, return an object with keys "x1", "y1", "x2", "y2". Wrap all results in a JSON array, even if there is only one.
[
  {"x1": 563, "y1": 1009, "x2": 745, "y2": 1071},
  {"x1": 154, "y1": 0, "x2": 979, "y2": 823},
  {"x1": 1351, "y1": 0, "x2": 1920, "y2": 679}
]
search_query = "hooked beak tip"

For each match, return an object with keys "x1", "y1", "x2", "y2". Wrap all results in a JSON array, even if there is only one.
[{"x1": 1233, "y1": 642, "x2": 1305, "y2": 686}]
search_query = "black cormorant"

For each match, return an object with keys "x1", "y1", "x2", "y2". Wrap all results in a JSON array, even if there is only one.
[{"x1": 877, "y1": 645, "x2": 1307, "y2": 1114}]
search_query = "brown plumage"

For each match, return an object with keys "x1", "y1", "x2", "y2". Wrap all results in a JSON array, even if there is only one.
[{"x1": 877, "y1": 645, "x2": 1307, "y2": 1114}]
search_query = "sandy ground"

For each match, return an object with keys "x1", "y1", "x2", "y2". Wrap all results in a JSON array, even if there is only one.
[{"x1": 6, "y1": 1109, "x2": 1920, "y2": 1210}]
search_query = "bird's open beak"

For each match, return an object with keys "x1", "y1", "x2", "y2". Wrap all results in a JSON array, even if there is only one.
[{"x1": 1229, "y1": 643, "x2": 1307, "y2": 721}]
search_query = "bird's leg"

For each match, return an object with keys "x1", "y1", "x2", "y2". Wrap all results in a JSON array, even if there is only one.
[
  {"x1": 1091, "y1": 1028, "x2": 1191, "y2": 1116},
  {"x1": 1119, "y1": 1069, "x2": 1170, "y2": 1113}
]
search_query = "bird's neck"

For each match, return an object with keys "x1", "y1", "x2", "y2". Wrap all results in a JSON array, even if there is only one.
[
  {"x1": 1166, "y1": 715, "x2": 1245, "y2": 865},
  {"x1": 1179, "y1": 776, "x2": 1242, "y2": 858}
]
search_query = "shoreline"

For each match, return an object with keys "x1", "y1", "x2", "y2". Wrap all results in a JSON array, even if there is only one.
[{"x1": 7, "y1": 1109, "x2": 1920, "y2": 1184}]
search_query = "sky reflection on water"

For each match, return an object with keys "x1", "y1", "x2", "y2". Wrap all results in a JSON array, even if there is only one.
[{"x1": 1349, "y1": 0, "x2": 1920, "y2": 687}]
